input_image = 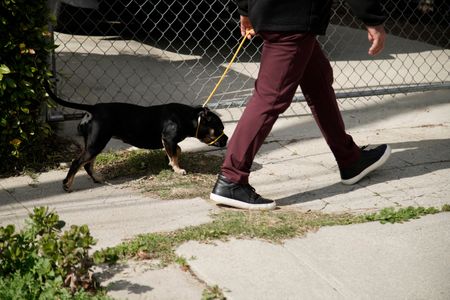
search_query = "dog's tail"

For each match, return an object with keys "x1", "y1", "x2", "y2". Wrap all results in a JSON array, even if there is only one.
[{"x1": 44, "y1": 81, "x2": 93, "y2": 112}]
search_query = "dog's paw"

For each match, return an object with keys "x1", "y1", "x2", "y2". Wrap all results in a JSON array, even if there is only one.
[
  {"x1": 62, "y1": 179, "x2": 73, "y2": 193},
  {"x1": 92, "y1": 175, "x2": 104, "y2": 184},
  {"x1": 63, "y1": 184, "x2": 73, "y2": 193}
]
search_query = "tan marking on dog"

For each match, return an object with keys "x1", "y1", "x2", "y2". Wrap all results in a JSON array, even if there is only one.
[{"x1": 162, "y1": 139, "x2": 186, "y2": 175}]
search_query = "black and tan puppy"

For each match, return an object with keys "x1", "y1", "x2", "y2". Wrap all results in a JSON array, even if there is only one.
[{"x1": 45, "y1": 82, "x2": 228, "y2": 192}]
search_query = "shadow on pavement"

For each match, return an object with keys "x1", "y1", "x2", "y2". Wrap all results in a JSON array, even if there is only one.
[{"x1": 276, "y1": 138, "x2": 450, "y2": 206}]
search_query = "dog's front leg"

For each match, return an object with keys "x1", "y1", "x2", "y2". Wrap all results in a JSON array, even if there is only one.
[{"x1": 162, "y1": 139, "x2": 186, "y2": 175}]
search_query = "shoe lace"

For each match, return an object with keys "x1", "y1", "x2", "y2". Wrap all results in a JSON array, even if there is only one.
[
  {"x1": 243, "y1": 184, "x2": 261, "y2": 200},
  {"x1": 361, "y1": 145, "x2": 378, "y2": 152}
]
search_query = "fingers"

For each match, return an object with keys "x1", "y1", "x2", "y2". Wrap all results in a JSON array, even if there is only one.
[
  {"x1": 240, "y1": 16, "x2": 255, "y2": 39},
  {"x1": 366, "y1": 25, "x2": 386, "y2": 56},
  {"x1": 368, "y1": 35, "x2": 383, "y2": 56},
  {"x1": 244, "y1": 28, "x2": 256, "y2": 40}
]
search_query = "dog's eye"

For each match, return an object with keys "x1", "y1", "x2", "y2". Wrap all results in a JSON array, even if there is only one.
[{"x1": 209, "y1": 128, "x2": 215, "y2": 136}]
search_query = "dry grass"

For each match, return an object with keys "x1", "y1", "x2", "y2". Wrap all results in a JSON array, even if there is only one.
[{"x1": 94, "y1": 149, "x2": 223, "y2": 199}]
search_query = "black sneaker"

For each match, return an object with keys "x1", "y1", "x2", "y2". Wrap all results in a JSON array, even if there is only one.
[
  {"x1": 210, "y1": 174, "x2": 276, "y2": 210},
  {"x1": 340, "y1": 144, "x2": 391, "y2": 185}
]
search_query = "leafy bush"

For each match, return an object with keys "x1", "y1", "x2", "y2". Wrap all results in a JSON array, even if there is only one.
[
  {"x1": 0, "y1": 0, "x2": 55, "y2": 170},
  {"x1": 0, "y1": 207, "x2": 109, "y2": 299}
]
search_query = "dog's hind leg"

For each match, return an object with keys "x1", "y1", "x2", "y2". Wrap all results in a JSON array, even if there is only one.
[
  {"x1": 64, "y1": 152, "x2": 104, "y2": 192},
  {"x1": 63, "y1": 151, "x2": 88, "y2": 192},
  {"x1": 84, "y1": 161, "x2": 103, "y2": 184},
  {"x1": 162, "y1": 139, "x2": 186, "y2": 175},
  {"x1": 63, "y1": 133, "x2": 111, "y2": 192}
]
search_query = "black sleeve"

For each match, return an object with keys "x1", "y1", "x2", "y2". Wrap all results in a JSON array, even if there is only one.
[
  {"x1": 236, "y1": 0, "x2": 248, "y2": 16},
  {"x1": 345, "y1": 0, "x2": 386, "y2": 26}
]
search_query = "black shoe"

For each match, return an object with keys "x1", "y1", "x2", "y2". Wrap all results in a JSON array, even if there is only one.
[
  {"x1": 210, "y1": 174, "x2": 276, "y2": 210},
  {"x1": 340, "y1": 144, "x2": 391, "y2": 185}
]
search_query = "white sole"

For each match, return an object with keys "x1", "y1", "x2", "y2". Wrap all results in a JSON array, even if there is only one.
[
  {"x1": 341, "y1": 145, "x2": 392, "y2": 185},
  {"x1": 210, "y1": 193, "x2": 276, "y2": 210}
]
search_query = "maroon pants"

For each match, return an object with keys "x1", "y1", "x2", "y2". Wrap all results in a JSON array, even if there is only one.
[{"x1": 221, "y1": 32, "x2": 360, "y2": 184}]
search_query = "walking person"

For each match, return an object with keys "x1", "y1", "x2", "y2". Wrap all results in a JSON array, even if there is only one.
[{"x1": 210, "y1": 0, "x2": 392, "y2": 210}]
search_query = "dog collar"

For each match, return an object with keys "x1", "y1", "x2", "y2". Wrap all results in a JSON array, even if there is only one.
[
  {"x1": 195, "y1": 115, "x2": 202, "y2": 139},
  {"x1": 195, "y1": 115, "x2": 224, "y2": 145}
]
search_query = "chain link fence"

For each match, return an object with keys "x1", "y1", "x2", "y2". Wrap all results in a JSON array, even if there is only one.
[{"x1": 49, "y1": 0, "x2": 449, "y2": 119}]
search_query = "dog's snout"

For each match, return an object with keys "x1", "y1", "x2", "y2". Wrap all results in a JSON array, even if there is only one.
[
  {"x1": 217, "y1": 133, "x2": 228, "y2": 147},
  {"x1": 206, "y1": 132, "x2": 228, "y2": 147},
  {"x1": 221, "y1": 134, "x2": 228, "y2": 147}
]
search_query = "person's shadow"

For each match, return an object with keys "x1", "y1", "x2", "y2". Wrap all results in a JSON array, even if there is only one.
[{"x1": 276, "y1": 138, "x2": 450, "y2": 206}]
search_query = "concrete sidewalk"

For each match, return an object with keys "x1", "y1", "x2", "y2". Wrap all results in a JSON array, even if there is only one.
[{"x1": 1, "y1": 88, "x2": 449, "y2": 299}]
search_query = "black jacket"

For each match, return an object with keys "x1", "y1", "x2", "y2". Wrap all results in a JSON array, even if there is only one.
[{"x1": 236, "y1": 0, "x2": 386, "y2": 35}]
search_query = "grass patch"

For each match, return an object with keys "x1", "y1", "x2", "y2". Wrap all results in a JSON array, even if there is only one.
[
  {"x1": 0, "y1": 143, "x2": 223, "y2": 199},
  {"x1": 94, "y1": 205, "x2": 449, "y2": 268},
  {"x1": 94, "y1": 149, "x2": 223, "y2": 199}
]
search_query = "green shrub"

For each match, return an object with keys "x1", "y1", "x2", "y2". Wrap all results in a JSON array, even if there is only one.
[
  {"x1": 0, "y1": 0, "x2": 55, "y2": 170},
  {"x1": 0, "y1": 207, "x2": 109, "y2": 299}
]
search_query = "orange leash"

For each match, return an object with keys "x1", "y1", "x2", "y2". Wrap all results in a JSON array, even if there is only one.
[{"x1": 202, "y1": 32, "x2": 250, "y2": 107}]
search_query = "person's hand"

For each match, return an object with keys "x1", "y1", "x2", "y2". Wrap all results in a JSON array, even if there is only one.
[
  {"x1": 366, "y1": 25, "x2": 386, "y2": 56},
  {"x1": 240, "y1": 16, "x2": 255, "y2": 39}
]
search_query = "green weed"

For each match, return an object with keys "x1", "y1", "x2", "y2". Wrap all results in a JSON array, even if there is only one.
[{"x1": 202, "y1": 284, "x2": 226, "y2": 300}]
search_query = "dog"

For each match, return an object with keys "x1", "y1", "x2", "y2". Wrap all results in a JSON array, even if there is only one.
[{"x1": 45, "y1": 82, "x2": 228, "y2": 192}]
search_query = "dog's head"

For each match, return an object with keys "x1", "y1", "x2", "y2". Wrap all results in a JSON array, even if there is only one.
[{"x1": 196, "y1": 107, "x2": 228, "y2": 147}]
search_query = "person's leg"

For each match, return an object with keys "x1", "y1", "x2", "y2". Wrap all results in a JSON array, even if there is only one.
[
  {"x1": 300, "y1": 40, "x2": 390, "y2": 184},
  {"x1": 221, "y1": 32, "x2": 317, "y2": 184},
  {"x1": 211, "y1": 32, "x2": 318, "y2": 210},
  {"x1": 299, "y1": 39, "x2": 360, "y2": 167}
]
